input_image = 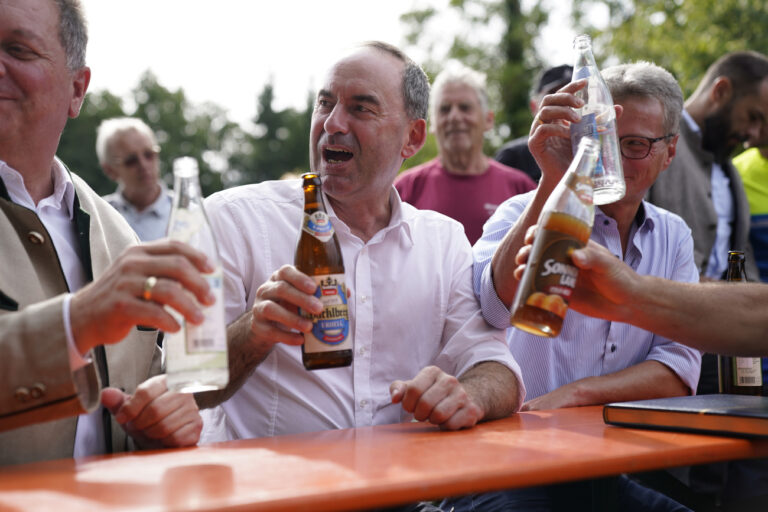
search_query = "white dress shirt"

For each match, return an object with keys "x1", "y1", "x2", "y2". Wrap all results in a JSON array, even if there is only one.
[
  {"x1": 201, "y1": 179, "x2": 523, "y2": 441},
  {"x1": 0, "y1": 158, "x2": 104, "y2": 457}
]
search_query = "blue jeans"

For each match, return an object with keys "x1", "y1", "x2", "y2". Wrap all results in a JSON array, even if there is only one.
[{"x1": 440, "y1": 475, "x2": 692, "y2": 512}]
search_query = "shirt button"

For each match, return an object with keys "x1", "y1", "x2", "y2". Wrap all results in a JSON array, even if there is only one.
[
  {"x1": 603, "y1": 220, "x2": 610, "y2": 226},
  {"x1": 357, "y1": 347, "x2": 366, "y2": 356},
  {"x1": 27, "y1": 231, "x2": 45, "y2": 244},
  {"x1": 360, "y1": 399, "x2": 368, "y2": 407},
  {"x1": 360, "y1": 295, "x2": 367, "y2": 303},
  {"x1": 610, "y1": 344, "x2": 617, "y2": 353}
]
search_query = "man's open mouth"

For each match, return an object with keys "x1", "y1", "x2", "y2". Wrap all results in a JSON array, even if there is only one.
[{"x1": 323, "y1": 148, "x2": 353, "y2": 163}]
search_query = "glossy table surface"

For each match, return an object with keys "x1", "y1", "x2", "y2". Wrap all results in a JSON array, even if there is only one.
[{"x1": 2, "y1": 405, "x2": 768, "y2": 512}]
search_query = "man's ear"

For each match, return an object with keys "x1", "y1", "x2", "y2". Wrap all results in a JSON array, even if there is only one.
[
  {"x1": 102, "y1": 163, "x2": 118, "y2": 181},
  {"x1": 69, "y1": 66, "x2": 91, "y2": 118},
  {"x1": 662, "y1": 134, "x2": 679, "y2": 170},
  {"x1": 402, "y1": 118, "x2": 427, "y2": 159},
  {"x1": 484, "y1": 109, "x2": 495, "y2": 132},
  {"x1": 708, "y1": 76, "x2": 733, "y2": 111}
]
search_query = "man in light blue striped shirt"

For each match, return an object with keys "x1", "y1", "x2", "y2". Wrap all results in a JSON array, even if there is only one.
[
  {"x1": 443, "y1": 62, "x2": 703, "y2": 511},
  {"x1": 475, "y1": 62, "x2": 702, "y2": 410}
]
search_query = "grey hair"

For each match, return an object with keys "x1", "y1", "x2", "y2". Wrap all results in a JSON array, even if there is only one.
[
  {"x1": 602, "y1": 61, "x2": 684, "y2": 135},
  {"x1": 359, "y1": 41, "x2": 430, "y2": 121},
  {"x1": 429, "y1": 62, "x2": 489, "y2": 123},
  {"x1": 96, "y1": 117, "x2": 158, "y2": 165},
  {"x1": 53, "y1": 0, "x2": 88, "y2": 70}
]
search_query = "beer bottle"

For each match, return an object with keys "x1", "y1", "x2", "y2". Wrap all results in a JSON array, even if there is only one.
[
  {"x1": 718, "y1": 251, "x2": 762, "y2": 395},
  {"x1": 510, "y1": 138, "x2": 600, "y2": 337},
  {"x1": 569, "y1": 34, "x2": 625, "y2": 205},
  {"x1": 295, "y1": 172, "x2": 353, "y2": 370},
  {"x1": 165, "y1": 157, "x2": 229, "y2": 392}
]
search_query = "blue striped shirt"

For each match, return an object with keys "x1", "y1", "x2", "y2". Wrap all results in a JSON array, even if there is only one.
[{"x1": 473, "y1": 190, "x2": 702, "y2": 400}]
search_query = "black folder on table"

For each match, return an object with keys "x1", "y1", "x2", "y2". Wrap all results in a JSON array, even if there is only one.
[{"x1": 603, "y1": 394, "x2": 768, "y2": 437}]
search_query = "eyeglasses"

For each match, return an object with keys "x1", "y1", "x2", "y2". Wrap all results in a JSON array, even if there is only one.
[
  {"x1": 619, "y1": 134, "x2": 675, "y2": 160},
  {"x1": 114, "y1": 147, "x2": 160, "y2": 167}
]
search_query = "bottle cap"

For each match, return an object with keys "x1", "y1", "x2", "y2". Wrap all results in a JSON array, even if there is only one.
[{"x1": 173, "y1": 156, "x2": 199, "y2": 177}]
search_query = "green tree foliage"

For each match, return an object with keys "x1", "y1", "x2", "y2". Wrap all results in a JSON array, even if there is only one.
[
  {"x1": 572, "y1": 0, "x2": 768, "y2": 96},
  {"x1": 228, "y1": 82, "x2": 313, "y2": 185},
  {"x1": 60, "y1": 71, "x2": 244, "y2": 197},
  {"x1": 58, "y1": 90, "x2": 125, "y2": 196},
  {"x1": 399, "y1": 0, "x2": 547, "y2": 170}
]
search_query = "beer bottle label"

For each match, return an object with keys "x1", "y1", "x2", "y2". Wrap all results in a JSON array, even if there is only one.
[
  {"x1": 527, "y1": 232, "x2": 583, "y2": 319},
  {"x1": 302, "y1": 212, "x2": 334, "y2": 243},
  {"x1": 301, "y1": 273, "x2": 352, "y2": 353},
  {"x1": 734, "y1": 357, "x2": 763, "y2": 387}
]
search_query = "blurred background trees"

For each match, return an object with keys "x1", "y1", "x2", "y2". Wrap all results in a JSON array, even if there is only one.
[{"x1": 59, "y1": 0, "x2": 768, "y2": 195}]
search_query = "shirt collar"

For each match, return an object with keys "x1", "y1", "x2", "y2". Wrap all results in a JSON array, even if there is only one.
[
  {"x1": 323, "y1": 186, "x2": 414, "y2": 247},
  {"x1": 595, "y1": 201, "x2": 654, "y2": 231},
  {"x1": 681, "y1": 109, "x2": 700, "y2": 135},
  {"x1": 0, "y1": 157, "x2": 76, "y2": 219},
  {"x1": 111, "y1": 181, "x2": 171, "y2": 217}
]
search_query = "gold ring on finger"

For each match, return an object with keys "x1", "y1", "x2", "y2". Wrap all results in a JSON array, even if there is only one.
[{"x1": 143, "y1": 276, "x2": 158, "y2": 301}]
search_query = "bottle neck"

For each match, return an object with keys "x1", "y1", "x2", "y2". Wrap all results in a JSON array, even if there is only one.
[{"x1": 173, "y1": 174, "x2": 202, "y2": 208}]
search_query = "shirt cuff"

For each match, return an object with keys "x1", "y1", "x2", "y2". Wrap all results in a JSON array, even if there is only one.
[
  {"x1": 63, "y1": 293, "x2": 92, "y2": 371},
  {"x1": 479, "y1": 264, "x2": 514, "y2": 329}
]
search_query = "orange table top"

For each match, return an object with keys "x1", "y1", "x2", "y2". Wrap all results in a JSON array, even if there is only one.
[{"x1": 2, "y1": 405, "x2": 768, "y2": 512}]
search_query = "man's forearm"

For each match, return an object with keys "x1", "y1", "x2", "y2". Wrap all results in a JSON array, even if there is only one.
[
  {"x1": 627, "y1": 278, "x2": 768, "y2": 356},
  {"x1": 459, "y1": 361, "x2": 522, "y2": 421},
  {"x1": 194, "y1": 311, "x2": 274, "y2": 409},
  {"x1": 571, "y1": 360, "x2": 690, "y2": 406}
]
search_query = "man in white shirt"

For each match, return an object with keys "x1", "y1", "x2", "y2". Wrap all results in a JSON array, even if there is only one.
[
  {"x1": 0, "y1": 0, "x2": 210, "y2": 465},
  {"x1": 98, "y1": 117, "x2": 173, "y2": 241},
  {"x1": 198, "y1": 41, "x2": 523, "y2": 438}
]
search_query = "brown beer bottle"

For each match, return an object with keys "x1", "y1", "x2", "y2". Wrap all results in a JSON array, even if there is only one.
[
  {"x1": 295, "y1": 172, "x2": 353, "y2": 370},
  {"x1": 718, "y1": 251, "x2": 762, "y2": 395},
  {"x1": 510, "y1": 138, "x2": 600, "y2": 337}
]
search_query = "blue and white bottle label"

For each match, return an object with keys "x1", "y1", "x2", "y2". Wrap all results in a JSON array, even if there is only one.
[
  {"x1": 301, "y1": 273, "x2": 352, "y2": 353},
  {"x1": 302, "y1": 212, "x2": 334, "y2": 243}
]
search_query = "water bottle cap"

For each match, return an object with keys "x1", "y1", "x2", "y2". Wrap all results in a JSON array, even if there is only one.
[{"x1": 173, "y1": 156, "x2": 199, "y2": 177}]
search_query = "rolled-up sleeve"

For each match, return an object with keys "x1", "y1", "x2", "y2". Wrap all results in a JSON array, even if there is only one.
[
  {"x1": 436, "y1": 224, "x2": 525, "y2": 408},
  {"x1": 472, "y1": 194, "x2": 529, "y2": 329}
]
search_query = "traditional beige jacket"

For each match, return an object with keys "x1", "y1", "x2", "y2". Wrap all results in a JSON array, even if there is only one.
[{"x1": 0, "y1": 170, "x2": 161, "y2": 465}]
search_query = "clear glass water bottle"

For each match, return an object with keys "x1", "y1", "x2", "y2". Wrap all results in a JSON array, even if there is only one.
[
  {"x1": 569, "y1": 34, "x2": 625, "y2": 205},
  {"x1": 164, "y1": 157, "x2": 229, "y2": 392}
]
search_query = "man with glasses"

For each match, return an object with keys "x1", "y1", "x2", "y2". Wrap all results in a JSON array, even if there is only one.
[
  {"x1": 449, "y1": 61, "x2": 701, "y2": 510},
  {"x1": 98, "y1": 117, "x2": 172, "y2": 241}
]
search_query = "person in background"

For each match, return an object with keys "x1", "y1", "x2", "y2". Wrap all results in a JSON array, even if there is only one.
[
  {"x1": 448, "y1": 62, "x2": 700, "y2": 511},
  {"x1": 97, "y1": 117, "x2": 173, "y2": 241},
  {"x1": 0, "y1": 0, "x2": 207, "y2": 465},
  {"x1": 647, "y1": 51, "x2": 767, "y2": 282},
  {"x1": 734, "y1": 145, "x2": 768, "y2": 282},
  {"x1": 647, "y1": 51, "x2": 768, "y2": 396},
  {"x1": 494, "y1": 64, "x2": 573, "y2": 182},
  {"x1": 395, "y1": 62, "x2": 535, "y2": 244}
]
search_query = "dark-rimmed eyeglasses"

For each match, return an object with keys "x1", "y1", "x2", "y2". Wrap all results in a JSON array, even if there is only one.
[
  {"x1": 114, "y1": 147, "x2": 160, "y2": 167},
  {"x1": 619, "y1": 134, "x2": 675, "y2": 160}
]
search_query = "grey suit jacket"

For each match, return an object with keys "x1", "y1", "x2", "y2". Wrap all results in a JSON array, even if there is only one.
[
  {"x1": 647, "y1": 118, "x2": 758, "y2": 279},
  {"x1": 0, "y1": 170, "x2": 162, "y2": 465}
]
